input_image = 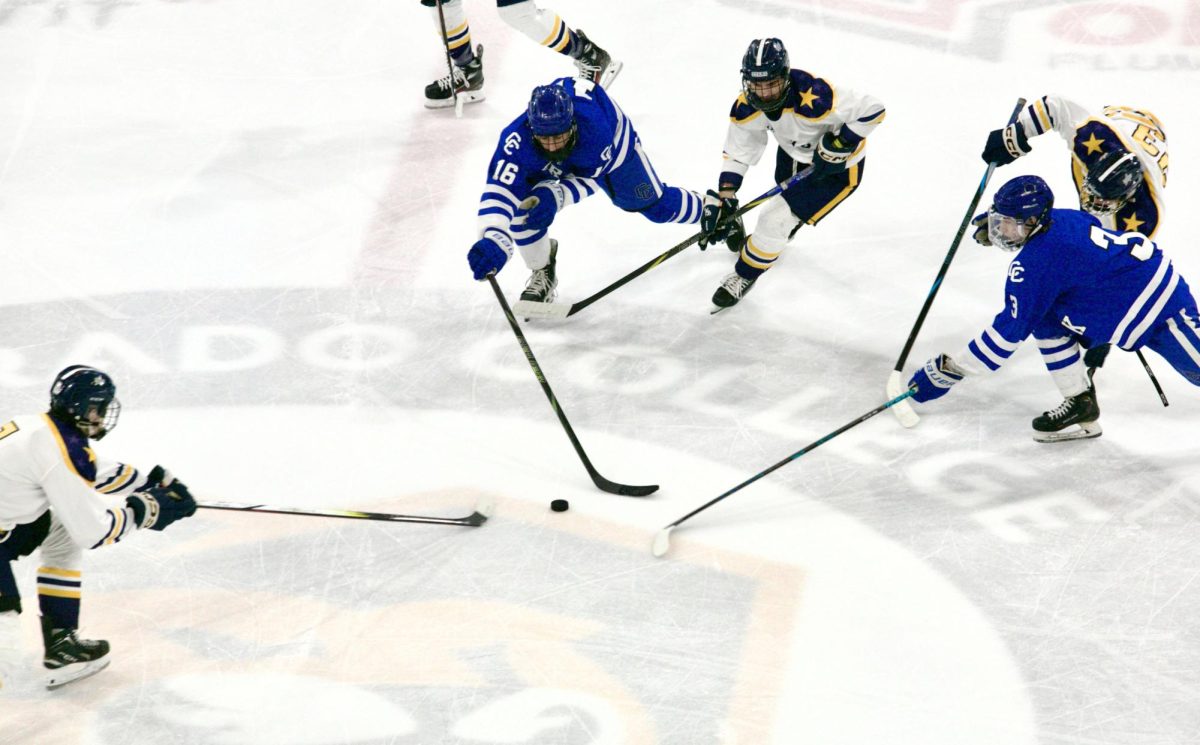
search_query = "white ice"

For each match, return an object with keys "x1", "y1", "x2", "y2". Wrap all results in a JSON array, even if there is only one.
[{"x1": 1, "y1": 1, "x2": 1198, "y2": 744}]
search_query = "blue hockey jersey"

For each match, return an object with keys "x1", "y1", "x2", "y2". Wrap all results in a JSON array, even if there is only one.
[
  {"x1": 960, "y1": 208, "x2": 1191, "y2": 373},
  {"x1": 476, "y1": 78, "x2": 634, "y2": 243}
]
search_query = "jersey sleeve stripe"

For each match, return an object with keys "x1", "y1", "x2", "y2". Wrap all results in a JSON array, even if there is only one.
[
  {"x1": 856, "y1": 108, "x2": 886, "y2": 124},
  {"x1": 1122, "y1": 267, "x2": 1179, "y2": 349},
  {"x1": 478, "y1": 200, "x2": 515, "y2": 217},
  {"x1": 1111, "y1": 260, "x2": 1175, "y2": 348},
  {"x1": 96, "y1": 465, "x2": 136, "y2": 494}
]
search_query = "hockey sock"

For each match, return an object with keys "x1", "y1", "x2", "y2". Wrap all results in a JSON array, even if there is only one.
[
  {"x1": 497, "y1": 2, "x2": 579, "y2": 56},
  {"x1": 430, "y1": 0, "x2": 475, "y2": 67},
  {"x1": 736, "y1": 236, "x2": 780, "y2": 280},
  {"x1": 37, "y1": 566, "x2": 81, "y2": 630}
]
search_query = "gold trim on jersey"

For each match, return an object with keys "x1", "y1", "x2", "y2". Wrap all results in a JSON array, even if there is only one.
[
  {"x1": 41, "y1": 414, "x2": 94, "y2": 484},
  {"x1": 96, "y1": 464, "x2": 135, "y2": 494}
]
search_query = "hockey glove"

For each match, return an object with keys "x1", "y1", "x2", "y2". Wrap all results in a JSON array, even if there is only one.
[
  {"x1": 1083, "y1": 342, "x2": 1111, "y2": 370},
  {"x1": 971, "y1": 212, "x2": 991, "y2": 246},
  {"x1": 126, "y1": 481, "x2": 197, "y2": 532},
  {"x1": 699, "y1": 190, "x2": 740, "y2": 250},
  {"x1": 810, "y1": 131, "x2": 855, "y2": 179},
  {"x1": 908, "y1": 354, "x2": 965, "y2": 403},
  {"x1": 467, "y1": 232, "x2": 514, "y2": 280},
  {"x1": 981, "y1": 124, "x2": 1030, "y2": 166},
  {"x1": 515, "y1": 185, "x2": 564, "y2": 233}
]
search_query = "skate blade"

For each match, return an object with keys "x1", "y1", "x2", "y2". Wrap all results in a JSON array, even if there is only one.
[
  {"x1": 424, "y1": 90, "x2": 485, "y2": 110},
  {"x1": 598, "y1": 60, "x2": 624, "y2": 90},
  {"x1": 45, "y1": 657, "x2": 110, "y2": 690},
  {"x1": 710, "y1": 304, "x2": 734, "y2": 315},
  {"x1": 1033, "y1": 421, "x2": 1103, "y2": 443}
]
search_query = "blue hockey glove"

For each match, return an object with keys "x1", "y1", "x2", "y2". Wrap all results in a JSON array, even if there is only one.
[
  {"x1": 971, "y1": 212, "x2": 991, "y2": 246},
  {"x1": 810, "y1": 131, "x2": 854, "y2": 179},
  {"x1": 127, "y1": 481, "x2": 197, "y2": 532},
  {"x1": 467, "y1": 234, "x2": 512, "y2": 280},
  {"x1": 699, "y1": 189, "x2": 740, "y2": 250},
  {"x1": 981, "y1": 124, "x2": 1030, "y2": 166},
  {"x1": 907, "y1": 354, "x2": 965, "y2": 403},
  {"x1": 515, "y1": 185, "x2": 563, "y2": 233}
]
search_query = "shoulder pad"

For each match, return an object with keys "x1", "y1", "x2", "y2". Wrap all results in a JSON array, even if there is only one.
[
  {"x1": 1072, "y1": 119, "x2": 1128, "y2": 169},
  {"x1": 785, "y1": 69, "x2": 834, "y2": 119},
  {"x1": 42, "y1": 414, "x2": 97, "y2": 483},
  {"x1": 729, "y1": 93, "x2": 761, "y2": 123}
]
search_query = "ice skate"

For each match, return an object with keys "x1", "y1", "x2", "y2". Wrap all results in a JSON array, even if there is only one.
[
  {"x1": 520, "y1": 240, "x2": 559, "y2": 304},
  {"x1": 572, "y1": 30, "x2": 622, "y2": 89},
  {"x1": 1032, "y1": 388, "x2": 1102, "y2": 443},
  {"x1": 711, "y1": 271, "x2": 756, "y2": 313},
  {"x1": 424, "y1": 45, "x2": 485, "y2": 109},
  {"x1": 43, "y1": 626, "x2": 111, "y2": 690}
]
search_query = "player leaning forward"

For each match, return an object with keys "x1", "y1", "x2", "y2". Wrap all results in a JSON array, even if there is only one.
[
  {"x1": 700, "y1": 38, "x2": 885, "y2": 309},
  {"x1": 0, "y1": 366, "x2": 196, "y2": 689},
  {"x1": 467, "y1": 78, "x2": 703, "y2": 296},
  {"x1": 907, "y1": 176, "x2": 1200, "y2": 442}
]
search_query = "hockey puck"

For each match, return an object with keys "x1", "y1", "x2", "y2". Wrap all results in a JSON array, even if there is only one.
[{"x1": 550, "y1": 499, "x2": 569, "y2": 513}]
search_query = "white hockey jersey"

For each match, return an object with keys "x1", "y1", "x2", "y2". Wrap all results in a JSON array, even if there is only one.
[
  {"x1": 719, "y1": 68, "x2": 885, "y2": 188},
  {"x1": 0, "y1": 414, "x2": 150, "y2": 549},
  {"x1": 1015, "y1": 96, "x2": 1168, "y2": 237}
]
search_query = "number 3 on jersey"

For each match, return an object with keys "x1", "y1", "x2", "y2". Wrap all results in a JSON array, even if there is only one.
[{"x1": 1089, "y1": 225, "x2": 1156, "y2": 261}]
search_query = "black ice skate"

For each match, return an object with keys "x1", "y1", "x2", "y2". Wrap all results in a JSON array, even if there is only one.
[
  {"x1": 424, "y1": 45, "x2": 485, "y2": 109},
  {"x1": 711, "y1": 271, "x2": 756, "y2": 313},
  {"x1": 43, "y1": 626, "x2": 110, "y2": 689},
  {"x1": 572, "y1": 30, "x2": 623, "y2": 89},
  {"x1": 1032, "y1": 388, "x2": 1102, "y2": 443},
  {"x1": 520, "y1": 240, "x2": 559, "y2": 304}
]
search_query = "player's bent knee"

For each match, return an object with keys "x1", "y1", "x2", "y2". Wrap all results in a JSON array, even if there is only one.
[
  {"x1": 754, "y1": 198, "x2": 801, "y2": 244},
  {"x1": 497, "y1": 0, "x2": 537, "y2": 26}
]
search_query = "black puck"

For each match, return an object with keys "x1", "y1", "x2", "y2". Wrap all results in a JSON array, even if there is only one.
[{"x1": 550, "y1": 499, "x2": 569, "y2": 512}]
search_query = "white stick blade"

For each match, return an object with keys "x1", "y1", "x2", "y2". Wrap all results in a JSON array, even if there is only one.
[
  {"x1": 512, "y1": 300, "x2": 572, "y2": 319},
  {"x1": 887, "y1": 371, "x2": 921, "y2": 428},
  {"x1": 473, "y1": 496, "x2": 495, "y2": 518},
  {"x1": 454, "y1": 95, "x2": 464, "y2": 118},
  {"x1": 651, "y1": 527, "x2": 673, "y2": 558}
]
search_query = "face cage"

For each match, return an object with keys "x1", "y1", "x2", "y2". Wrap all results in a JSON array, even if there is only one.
[
  {"x1": 1080, "y1": 185, "x2": 1128, "y2": 216},
  {"x1": 77, "y1": 398, "x2": 121, "y2": 439},
  {"x1": 988, "y1": 210, "x2": 1038, "y2": 253},
  {"x1": 532, "y1": 125, "x2": 578, "y2": 163},
  {"x1": 742, "y1": 75, "x2": 789, "y2": 113}
]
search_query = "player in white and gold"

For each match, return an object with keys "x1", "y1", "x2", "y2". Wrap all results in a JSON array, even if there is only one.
[
  {"x1": 0, "y1": 365, "x2": 196, "y2": 690},
  {"x1": 982, "y1": 97, "x2": 1168, "y2": 238},
  {"x1": 700, "y1": 38, "x2": 886, "y2": 310}
]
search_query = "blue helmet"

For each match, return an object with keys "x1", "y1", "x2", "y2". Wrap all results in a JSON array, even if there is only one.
[
  {"x1": 49, "y1": 365, "x2": 121, "y2": 439},
  {"x1": 741, "y1": 38, "x2": 791, "y2": 113},
  {"x1": 1082, "y1": 149, "x2": 1143, "y2": 215},
  {"x1": 988, "y1": 176, "x2": 1054, "y2": 251},
  {"x1": 527, "y1": 83, "x2": 577, "y2": 162}
]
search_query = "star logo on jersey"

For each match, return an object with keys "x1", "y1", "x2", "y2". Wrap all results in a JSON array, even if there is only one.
[
  {"x1": 797, "y1": 87, "x2": 819, "y2": 109},
  {"x1": 1121, "y1": 212, "x2": 1145, "y2": 232},
  {"x1": 1007, "y1": 261, "x2": 1025, "y2": 283},
  {"x1": 1061, "y1": 316, "x2": 1087, "y2": 335},
  {"x1": 503, "y1": 132, "x2": 521, "y2": 155},
  {"x1": 1081, "y1": 132, "x2": 1105, "y2": 154}
]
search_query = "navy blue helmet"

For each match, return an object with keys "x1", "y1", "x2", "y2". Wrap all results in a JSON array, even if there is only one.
[
  {"x1": 1082, "y1": 149, "x2": 1143, "y2": 215},
  {"x1": 527, "y1": 83, "x2": 577, "y2": 162},
  {"x1": 49, "y1": 365, "x2": 121, "y2": 439},
  {"x1": 988, "y1": 176, "x2": 1054, "y2": 251},
  {"x1": 741, "y1": 38, "x2": 791, "y2": 113}
]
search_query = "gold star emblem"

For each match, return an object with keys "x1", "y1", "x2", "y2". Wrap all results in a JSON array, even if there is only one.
[
  {"x1": 1081, "y1": 133, "x2": 1105, "y2": 154},
  {"x1": 84, "y1": 447, "x2": 96, "y2": 463},
  {"x1": 798, "y1": 87, "x2": 819, "y2": 109},
  {"x1": 1121, "y1": 212, "x2": 1144, "y2": 232}
]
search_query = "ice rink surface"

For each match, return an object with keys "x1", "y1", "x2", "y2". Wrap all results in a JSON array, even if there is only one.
[{"x1": 1, "y1": 1, "x2": 1198, "y2": 743}]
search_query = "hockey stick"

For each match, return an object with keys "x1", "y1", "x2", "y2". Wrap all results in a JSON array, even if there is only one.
[
  {"x1": 651, "y1": 387, "x2": 917, "y2": 557},
  {"x1": 513, "y1": 169, "x2": 814, "y2": 319},
  {"x1": 488, "y1": 273, "x2": 658, "y2": 496},
  {"x1": 198, "y1": 497, "x2": 494, "y2": 527},
  {"x1": 885, "y1": 97, "x2": 1027, "y2": 428},
  {"x1": 1135, "y1": 349, "x2": 1169, "y2": 406},
  {"x1": 433, "y1": 0, "x2": 464, "y2": 118}
]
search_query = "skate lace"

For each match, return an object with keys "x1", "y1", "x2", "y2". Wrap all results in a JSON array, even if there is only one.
[
  {"x1": 575, "y1": 45, "x2": 606, "y2": 75},
  {"x1": 720, "y1": 273, "x2": 750, "y2": 297},
  {"x1": 435, "y1": 67, "x2": 467, "y2": 92},
  {"x1": 525, "y1": 268, "x2": 553, "y2": 295},
  {"x1": 1045, "y1": 399, "x2": 1074, "y2": 421}
]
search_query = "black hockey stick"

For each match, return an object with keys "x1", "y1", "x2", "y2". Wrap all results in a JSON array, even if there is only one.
[
  {"x1": 652, "y1": 387, "x2": 917, "y2": 557},
  {"x1": 488, "y1": 273, "x2": 658, "y2": 496},
  {"x1": 513, "y1": 169, "x2": 814, "y2": 319},
  {"x1": 198, "y1": 497, "x2": 493, "y2": 526},
  {"x1": 1135, "y1": 349, "x2": 1170, "y2": 406},
  {"x1": 433, "y1": 0, "x2": 464, "y2": 118},
  {"x1": 886, "y1": 97, "x2": 1027, "y2": 427}
]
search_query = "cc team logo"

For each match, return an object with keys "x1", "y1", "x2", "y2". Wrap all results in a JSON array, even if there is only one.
[
  {"x1": 1008, "y1": 260, "x2": 1025, "y2": 283},
  {"x1": 503, "y1": 132, "x2": 522, "y2": 156}
]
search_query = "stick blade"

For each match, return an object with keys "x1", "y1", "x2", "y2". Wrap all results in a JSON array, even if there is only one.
[
  {"x1": 512, "y1": 300, "x2": 573, "y2": 319},
  {"x1": 591, "y1": 472, "x2": 658, "y2": 497},
  {"x1": 651, "y1": 527, "x2": 673, "y2": 558},
  {"x1": 887, "y1": 371, "x2": 921, "y2": 428}
]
